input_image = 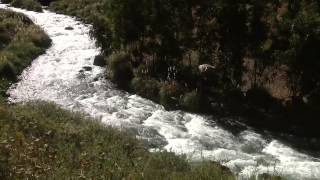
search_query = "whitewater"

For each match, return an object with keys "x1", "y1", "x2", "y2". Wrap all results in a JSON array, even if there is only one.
[{"x1": 1, "y1": 3, "x2": 320, "y2": 179}]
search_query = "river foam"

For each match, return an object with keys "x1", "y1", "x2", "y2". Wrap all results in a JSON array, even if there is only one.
[{"x1": 1, "y1": 3, "x2": 320, "y2": 179}]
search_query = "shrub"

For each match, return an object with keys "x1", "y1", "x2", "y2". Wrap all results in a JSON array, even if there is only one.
[
  {"x1": 0, "y1": 59, "x2": 15, "y2": 79},
  {"x1": 11, "y1": 0, "x2": 43, "y2": 12},
  {"x1": 222, "y1": 88, "x2": 246, "y2": 114},
  {"x1": 27, "y1": 26, "x2": 51, "y2": 48},
  {"x1": 107, "y1": 52, "x2": 133, "y2": 89},
  {"x1": 1, "y1": 0, "x2": 13, "y2": 3},
  {"x1": 180, "y1": 90, "x2": 201, "y2": 112},
  {"x1": 159, "y1": 81, "x2": 184, "y2": 109},
  {"x1": 37, "y1": 0, "x2": 55, "y2": 6},
  {"x1": 246, "y1": 86, "x2": 275, "y2": 109},
  {"x1": 0, "y1": 52, "x2": 16, "y2": 79},
  {"x1": 131, "y1": 77, "x2": 160, "y2": 102}
]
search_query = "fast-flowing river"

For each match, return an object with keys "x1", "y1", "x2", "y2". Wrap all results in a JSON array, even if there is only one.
[{"x1": 1, "y1": 3, "x2": 320, "y2": 179}]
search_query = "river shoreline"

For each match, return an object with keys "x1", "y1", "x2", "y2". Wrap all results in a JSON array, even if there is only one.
[
  {"x1": 2, "y1": 3, "x2": 320, "y2": 179},
  {"x1": 46, "y1": 0, "x2": 320, "y2": 141}
]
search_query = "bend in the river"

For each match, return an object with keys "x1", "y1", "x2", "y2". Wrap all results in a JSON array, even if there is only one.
[{"x1": 1, "y1": 3, "x2": 320, "y2": 179}]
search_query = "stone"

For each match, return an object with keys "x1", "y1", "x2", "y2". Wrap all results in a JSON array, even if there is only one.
[
  {"x1": 83, "y1": 66, "x2": 92, "y2": 71},
  {"x1": 93, "y1": 55, "x2": 106, "y2": 67},
  {"x1": 198, "y1": 64, "x2": 216, "y2": 73},
  {"x1": 65, "y1": 26, "x2": 74, "y2": 30}
]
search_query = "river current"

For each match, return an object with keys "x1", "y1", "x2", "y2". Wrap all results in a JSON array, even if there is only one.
[{"x1": 1, "y1": 3, "x2": 320, "y2": 179}]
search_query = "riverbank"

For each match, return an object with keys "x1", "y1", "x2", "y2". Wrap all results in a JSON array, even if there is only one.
[
  {"x1": 0, "y1": 8, "x2": 51, "y2": 101},
  {"x1": 4, "y1": 3, "x2": 320, "y2": 179},
  {"x1": 48, "y1": 0, "x2": 320, "y2": 139},
  {"x1": 0, "y1": 102, "x2": 235, "y2": 179}
]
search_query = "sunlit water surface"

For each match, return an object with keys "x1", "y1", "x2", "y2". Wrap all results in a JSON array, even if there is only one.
[{"x1": 1, "y1": 3, "x2": 320, "y2": 179}]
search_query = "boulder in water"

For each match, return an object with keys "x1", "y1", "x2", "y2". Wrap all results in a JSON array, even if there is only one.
[
  {"x1": 93, "y1": 55, "x2": 106, "y2": 67},
  {"x1": 83, "y1": 66, "x2": 92, "y2": 71},
  {"x1": 65, "y1": 26, "x2": 74, "y2": 30}
]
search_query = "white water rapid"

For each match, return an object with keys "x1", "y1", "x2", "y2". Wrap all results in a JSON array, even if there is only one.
[{"x1": 1, "y1": 3, "x2": 320, "y2": 179}]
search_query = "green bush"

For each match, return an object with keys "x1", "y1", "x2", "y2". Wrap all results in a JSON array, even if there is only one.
[
  {"x1": 0, "y1": 56, "x2": 16, "y2": 79},
  {"x1": 27, "y1": 26, "x2": 52, "y2": 48},
  {"x1": 222, "y1": 88, "x2": 245, "y2": 114},
  {"x1": 1, "y1": 0, "x2": 13, "y2": 3},
  {"x1": 159, "y1": 81, "x2": 184, "y2": 109},
  {"x1": 107, "y1": 52, "x2": 133, "y2": 89},
  {"x1": 131, "y1": 77, "x2": 160, "y2": 102},
  {"x1": 11, "y1": 0, "x2": 43, "y2": 12},
  {"x1": 181, "y1": 90, "x2": 201, "y2": 112},
  {"x1": 246, "y1": 86, "x2": 276, "y2": 109}
]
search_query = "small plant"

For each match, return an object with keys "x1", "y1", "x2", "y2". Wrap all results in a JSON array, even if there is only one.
[
  {"x1": 0, "y1": 52, "x2": 16, "y2": 79},
  {"x1": 107, "y1": 52, "x2": 133, "y2": 89},
  {"x1": 181, "y1": 90, "x2": 201, "y2": 112},
  {"x1": 159, "y1": 81, "x2": 184, "y2": 109},
  {"x1": 131, "y1": 77, "x2": 160, "y2": 102}
]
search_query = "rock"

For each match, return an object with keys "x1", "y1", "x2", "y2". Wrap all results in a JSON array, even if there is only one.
[
  {"x1": 198, "y1": 64, "x2": 220, "y2": 84},
  {"x1": 83, "y1": 66, "x2": 92, "y2": 71},
  {"x1": 38, "y1": 0, "x2": 55, "y2": 6},
  {"x1": 77, "y1": 70, "x2": 86, "y2": 79},
  {"x1": 65, "y1": 26, "x2": 74, "y2": 30},
  {"x1": 198, "y1": 64, "x2": 216, "y2": 73},
  {"x1": 93, "y1": 55, "x2": 106, "y2": 67}
]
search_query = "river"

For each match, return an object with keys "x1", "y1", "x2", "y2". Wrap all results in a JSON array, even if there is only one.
[{"x1": 1, "y1": 3, "x2": 320, "y2": 179}]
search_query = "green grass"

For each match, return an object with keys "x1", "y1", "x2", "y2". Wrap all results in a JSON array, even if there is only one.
[
  {"x1": 0, "y1": 102, "x2": 235, "y2": 179},
  {"x1": 0, "y1": 9, "x2": 51, "y2": 98}
]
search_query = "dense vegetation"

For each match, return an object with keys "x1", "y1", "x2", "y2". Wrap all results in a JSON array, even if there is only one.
[
  {"x1": 2, "y1": 0, "x2": 43, "y2": 12},
  {"x1": 0, "y1": 9, "x2": 51, "y2": 101},
  {"x1": 48, "y1": 0, "x2": 320, "y2": 137}
]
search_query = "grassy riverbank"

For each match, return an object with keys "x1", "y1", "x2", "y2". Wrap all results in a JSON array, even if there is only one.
[
  {"x1": 0, "y1": 102, "x2": 235, "y2": 179},
  {"x1": 0, "y1": 9, "x2": 51, "y2": 100}
]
